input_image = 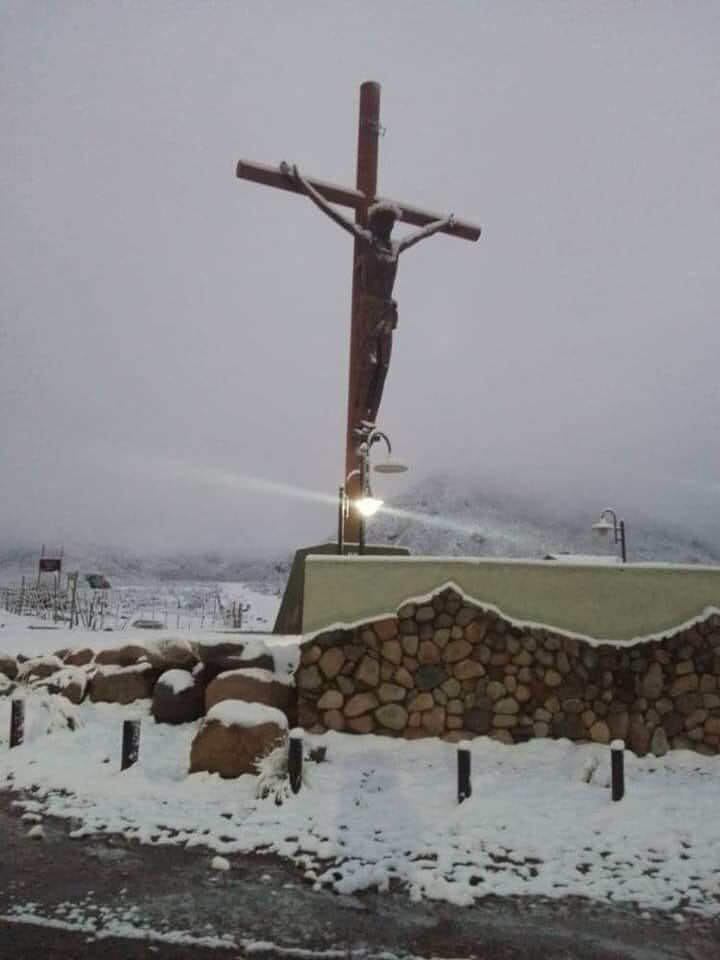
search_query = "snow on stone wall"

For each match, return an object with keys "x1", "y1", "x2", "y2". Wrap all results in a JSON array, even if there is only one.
[{"x1": 296, "y1": 587, "x2": 720, "y2": 756}]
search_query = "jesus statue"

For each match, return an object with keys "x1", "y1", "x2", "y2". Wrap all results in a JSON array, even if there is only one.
[{"x1": 281, "y1": 162, "x2": 456, "y2": 427}]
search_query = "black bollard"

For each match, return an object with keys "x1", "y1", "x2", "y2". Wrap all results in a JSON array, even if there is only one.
[
  {"x1": 611, "y1": 739, "x2": 625, "y2": 802},
  {"x1": 457, "y1": 741, "x2": 472, "y2": 804},
  {"x1": 10, "y1": 698, "x2": 25, "y2": 749},
  {"x1": 288, "y1": 729, "x2": 303, "y2": 794},
  {"x1": 121, "y1": 718, "x2": 141, "y2": 771}
]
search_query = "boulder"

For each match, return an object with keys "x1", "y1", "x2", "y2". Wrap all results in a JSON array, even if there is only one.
[
  {"x1": 0, "y1": 654, "x2": 18, "y2": 680},
  {"x1": 39, "y1": 666, "x2": 88, "y2": 705},
  {"x1": 152, "y1": 669, "x2": 206, "y2": 724},
  {"x1": 189, "y1": 701, "x2": 287, "y2": 778},
  {"x1": 205, "y1": 668, "x2": 297, "y2": 725},
  {"x1": 94, "y1": 645, "x2": 150, "y2": 668},
  {"x1": 145, "y1": 636, "x2": 198, "y2": 671},
  {"x1": 89, "y1": 663, "x2": 158, "y2": 704},
  {"x1": 64, "y1": 647, "x2": 94, "y2": 667},
  {"x1": 196, "y1": 639, "x2": 275, "y2": 678},
  {"x1": 196, "y1": 640, "x2": 247, "y2": 662},
  {"x1": 17, "y1": 655, "x2": 65, "y2": 682}
]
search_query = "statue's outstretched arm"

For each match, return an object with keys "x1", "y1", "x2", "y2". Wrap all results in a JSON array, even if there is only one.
[
  {"x1": 397, "y1": 214, "x2": 456, "y2": 253},
  {"x1": 281, "y1": 163, "x2": 370, "y2": 242}
]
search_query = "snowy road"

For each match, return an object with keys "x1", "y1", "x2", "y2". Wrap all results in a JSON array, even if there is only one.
[{"x1": 1, "y1": 796, "x2": 718, "y2": 960}]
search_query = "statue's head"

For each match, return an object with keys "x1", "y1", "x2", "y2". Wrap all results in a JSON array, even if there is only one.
[{"x1": 368, "y1": 201, "x2": 401, "y2": 240}]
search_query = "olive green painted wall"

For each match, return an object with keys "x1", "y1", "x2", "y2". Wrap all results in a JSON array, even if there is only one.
[
  {"x1": 273, "y1": 542, "x2": 410, "y2": 634},
  {"x1": 302, "y1": 557, "x2": 720, "y2": 642}
]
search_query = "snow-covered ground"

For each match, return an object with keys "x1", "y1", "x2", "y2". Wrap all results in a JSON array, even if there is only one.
[
  {"x1": 1, "y1": 579, "x2": 280, "y2": 633},
  {"x1": 1, "y1": 686, "x2": 718, "y2": 919},
  {"x1": 0, "y1": 579, "x2": 281, "y2": 657}
]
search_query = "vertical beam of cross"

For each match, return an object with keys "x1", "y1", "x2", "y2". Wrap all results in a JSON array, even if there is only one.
[
  {"x1": 344, "y1": 81, "x2": 381, "y2": 545},
  {"x1": 236, "y1": 83, "x2": 481, "y2": 551}
]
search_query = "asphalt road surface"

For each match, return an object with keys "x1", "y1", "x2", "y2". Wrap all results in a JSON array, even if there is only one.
[{"x1": 1, "y1": 793, "x2": 718, "y2": 959}]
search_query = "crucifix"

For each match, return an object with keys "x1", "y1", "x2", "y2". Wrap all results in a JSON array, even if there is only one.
[{"x1": 236, "y1": 81, "x2": 481, "y2": 544}]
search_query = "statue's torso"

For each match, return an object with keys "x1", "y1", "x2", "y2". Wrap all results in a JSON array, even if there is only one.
[{"x1": 358, "y1": 237, "x2": 399, "y2": 301}]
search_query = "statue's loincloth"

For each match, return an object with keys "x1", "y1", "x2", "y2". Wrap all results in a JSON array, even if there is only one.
[{"x1": 351, "y1": 294, "x2": 398, "y2": 425}]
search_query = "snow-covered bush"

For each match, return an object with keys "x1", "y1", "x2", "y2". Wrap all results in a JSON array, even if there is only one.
[
  {"x1": 254, "y1": 737, "x2": 317, "y2": 803},
  {"x1": 254, "y1": 741, "x2": 291, "y2": 804}
]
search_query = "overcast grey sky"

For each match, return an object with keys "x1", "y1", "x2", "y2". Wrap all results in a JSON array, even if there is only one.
[{"x1": 2, "y1": 1, "x2": 719, "y2": 556}]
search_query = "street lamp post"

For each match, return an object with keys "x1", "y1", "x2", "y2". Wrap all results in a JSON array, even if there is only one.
[
  {"x1": 592, "y1": 507, "x2": 627, "y2": 563},
  {"x1": 337, "y1": 484, "x2": 346, "y2": 556},
  {"x1": 338, "y1": 423, "x2": 407, "y2": 555}
]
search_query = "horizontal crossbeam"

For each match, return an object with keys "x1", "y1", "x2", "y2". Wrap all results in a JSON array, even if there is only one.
[
  {"x1": 237, "y1": 159, "x2": 364, "y2": 209},
  {"x1": 236, "y1": 159, "x2": 481, "y2": 242}
]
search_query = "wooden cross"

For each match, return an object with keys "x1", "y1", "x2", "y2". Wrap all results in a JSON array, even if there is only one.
[{"x1": 236, "y1": 81, "x2": 481, "y2": 544}]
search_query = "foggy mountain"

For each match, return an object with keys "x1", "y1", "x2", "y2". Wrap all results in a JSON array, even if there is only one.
[
  {"x1": 367, "y1": 476, "x2": 720, "y2": 565},
  {"x1": 2, "y1": 476, "x2": 718, "y2": 596}
]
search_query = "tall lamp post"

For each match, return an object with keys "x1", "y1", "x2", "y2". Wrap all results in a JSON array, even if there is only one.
[
  {"x1": 338, "y1": 423, "x2": 407, "y2": 555},
  {"x1": 592, "y1": 507, "x2": 627, "y2": 563}
]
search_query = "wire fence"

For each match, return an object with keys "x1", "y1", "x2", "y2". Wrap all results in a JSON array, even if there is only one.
[{"x1": 1, "y1": 579, "x2": 249, "y2": 632}]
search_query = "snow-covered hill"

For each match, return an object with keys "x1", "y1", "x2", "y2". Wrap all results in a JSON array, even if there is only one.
[
  {"x1": 367, "y1": 476, "x2": 720, "y2": 565},
  {"x1": 2, "y1": 475, "x2": 718, "y2": 594}
]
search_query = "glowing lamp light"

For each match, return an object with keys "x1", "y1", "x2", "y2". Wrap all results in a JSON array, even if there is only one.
[{"x1": 355, "y1": 496, "x2": 384, "y2": 518}]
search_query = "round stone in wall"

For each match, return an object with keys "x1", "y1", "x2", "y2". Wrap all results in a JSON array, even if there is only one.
[
  {"x1": 375, "y1": 704, "x2": 408, "y2": 730},
  {"x1": 415, "y1": 665, "x2": 449, "y2": 691}
]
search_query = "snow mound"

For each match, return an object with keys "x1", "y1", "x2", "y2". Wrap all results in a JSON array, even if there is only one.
[
  {"x1": 206, "y1": 700, "x2": 287, "y2": 730},
  {"x1": 17, "y1": 655, "x2": 64, "y2": 681},
  {"x1": 92, "y1": 661, "x2": 155, "y2": 678},
  {"x1": 36, "y1": 665, "x2": 88, "y2": 695},
  {"x1": 158, "y1": 669, "x2": 195, "y2": 694},
  {"x1": 233, "y1": 636, "x2": 300, "y2": 680},
  {"x1": 217, "y1": 667, "x2": 285, "y2": 686}
]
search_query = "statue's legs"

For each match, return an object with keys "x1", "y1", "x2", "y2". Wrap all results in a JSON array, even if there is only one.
[
  {"x1": 353, "y1": 295, "x2": 397, "y2": 426},
  {"x1": 365, "y1": 329, "x2": 393, "y2": 424}
]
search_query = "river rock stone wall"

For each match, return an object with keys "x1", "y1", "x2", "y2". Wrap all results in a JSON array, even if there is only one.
[{"x1": 296, "y1": 588, "x2": 720, "y2": 756}]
